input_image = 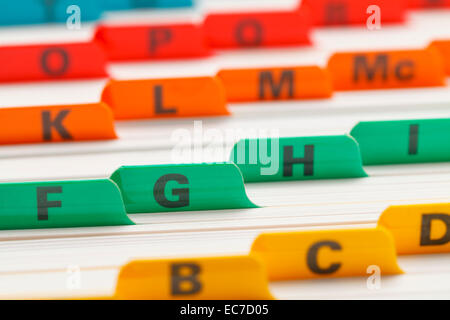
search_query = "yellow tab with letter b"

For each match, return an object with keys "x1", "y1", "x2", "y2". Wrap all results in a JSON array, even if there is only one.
[
  {"x1": 378, "y1": 203, "x2": 450, "y2": 255},
  {"x1": 113, "y1": 255, "x2": 273, "y2": 300},
  {"x1": 250, "y1": 228, "x2": 402, "y2": 281}
]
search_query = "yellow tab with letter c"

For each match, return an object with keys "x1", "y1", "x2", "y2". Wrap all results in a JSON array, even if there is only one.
[
  {"x1": 113, "y1": 255, "x2": 274, "y2": 300},
  {"x1": 378, "y1": 203, "x2": 450, "y2": 255},
  {"x1": 250, "y1": 228, "x2": 402, "y2": 281}
]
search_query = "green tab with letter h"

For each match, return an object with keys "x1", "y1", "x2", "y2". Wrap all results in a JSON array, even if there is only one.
[
  {"x1": 0, "y1": 179, "x2": 133, "y2": 230},
  {"x1": 229, "y1": 135, "x2": 367, "y2": 182},
  {"x1": 351, "y1": 118, "x2": 450, "y2": 165},
  {"x1": 110, "y1": 163, "x2": 257, "y2": 213}
]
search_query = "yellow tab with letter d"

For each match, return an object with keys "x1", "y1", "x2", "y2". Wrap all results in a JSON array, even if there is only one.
[
  {"x1": 113, "y1": 255, "x2": 274, "y2": 300},
  {"x1": 378, "y1": 203, "x2": 450, "y2": 255},
  {"x1": 250, "y1": 228, "x2": 402, "y2": 281}
]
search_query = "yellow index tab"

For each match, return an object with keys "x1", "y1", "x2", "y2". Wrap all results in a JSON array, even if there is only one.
[
  {"x1": 378, "y1": 203, "x2": 450, "y2": 255},
  {"x1": 251, "y1": 228, "x2": 402, "y2": 281},
  {"x1": 114, "y1": 256, "x2": 273, "y2": 300}
]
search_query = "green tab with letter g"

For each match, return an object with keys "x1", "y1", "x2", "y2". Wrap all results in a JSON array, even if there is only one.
[{"x1": 110, "y1": 163, "x2": 257, "y2": 213}]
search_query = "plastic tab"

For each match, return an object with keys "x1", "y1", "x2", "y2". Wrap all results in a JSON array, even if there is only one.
[
  {"x1": 217, "y1": 66, "x2": 333, "y2": 102},
  {"x1": 302, "y1": 0, "x2": 406, "y2": 25},
  {"x1": 114, "y1": 256, "x2": 273, "y2": 300},
  {"x1": 409, "y1": 0, "x2": 450, "y2": 8},
  {"x1": 95, "y1": 23, "x2": 210, "y2": 61},
  {"x1": 0, "y1": 0, "x2": 103, "y2": 26},
  {"x1": 0, "y1": 179, "x2": 133, "y2": 230},
  {"x1": 379, "y1": 203, "x2": 450, "y2": 255},
  {"x1": 0, "y1": 103, "x2": 116, "y2": 145},
  {"x1": 230, "y1": 135, "x2": 367, "y2": 183},
  {"x1": 328, "y1": 48, "x2": 446, "y2": 91},
  {"x1": 0, "y1": 41, "x2": 107, "y2": 82},
  {"x1": 110, "y1": 163, "x2": 257, "y2": 213},
  {"x1": 102, "y1": 0, "x2": 193, "y2": 10},
  {"x1": 203, "y1": 9, "x2": 311, "y2": 49},
  {"x1": 101, "y1": 76, "x2": 228, "y2": 120},
  {"x1": 429, "y1": 40, "x2": 450, "y2": 75},
  {"x1": 251, "y1": 228, "x2": 402, "y2": 280},
  {"x1": 351, "y1": 119, "x2": 450, "y2": 165}
]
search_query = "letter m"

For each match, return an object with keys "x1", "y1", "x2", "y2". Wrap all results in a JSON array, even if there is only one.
[{"x1": 259, "y1": 70, "x2": 294, "y2": 100}]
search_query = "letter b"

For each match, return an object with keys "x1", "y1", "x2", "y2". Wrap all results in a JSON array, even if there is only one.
[{"x1": 171, "y1": 263, "x2": 202, "y2": 296}]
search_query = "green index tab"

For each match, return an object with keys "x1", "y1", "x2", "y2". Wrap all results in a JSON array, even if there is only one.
[
  {"x1": 0, "y1": 179, "x2": 134, "y2": 230},
  {"x1": 230, "y1": 135, "x2": 367, "y2": 182},
  {"x1": 110, "y1": 163, "x2": 257, "y2": 213},
  {"x1": 351, "y1": 119, "x2": 450, "y2": 165}
]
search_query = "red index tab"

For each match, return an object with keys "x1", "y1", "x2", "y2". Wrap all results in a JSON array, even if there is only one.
[
  {"x1": 0, "y1": 41, "x2": 107, "y2": 83},
  {"x1": 303, "y1": 0, "x2": 407, "y2": 25},
  {"x1": 95, "y1": 23, "x2": 210, "y2": 61},
  {"x1": 203, "y1": 9, "x2": 311, "y2": 49},
  {"x1": 409, "y1": 0, "x2": 450, "y2": 8},
  {"x1": 0, "y1": 103, "x2": 116, "y2": 145}
]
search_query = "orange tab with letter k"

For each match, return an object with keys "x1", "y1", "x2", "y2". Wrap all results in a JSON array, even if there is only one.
[{"x1": 0, "y1": 103, "x2": 116, "y2": 145}]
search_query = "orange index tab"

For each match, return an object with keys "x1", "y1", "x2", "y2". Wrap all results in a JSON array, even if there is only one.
[
  {"x1": 429, "y1": 40, "x2": 450, "y2": 75},
  {"x1": 114, "y1": 256, "x2": 273, "y2": 300},
  {"x1": 217, "y1": 66, "x2": 333, "y2": 102},
  {"x1": 251, "y1": 228, "x2": 402, "y2": 281},
  {"x1": 328, "y1": 48, "x2": 445, "y2": 91},
  {"x1": 378, "y1": 203, "x2": 450, "y2": 255},
  {"x1": 101, "y1": 76, "x2": 229, "y2": 120},
  {"x1": 0, "y1": 103, "x2": 116, "y2": 145}
]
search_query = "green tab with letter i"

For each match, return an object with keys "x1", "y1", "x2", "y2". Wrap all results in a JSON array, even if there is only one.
[
  {"x1": 0, "y1": 179, "x2": 134, "y2": 230},
  {"x1": 110, "y1": 163, "x2": 257, "y2": 213},
  {"x1": 351, "y1": 118, "x2": 450, "y2": 165},
  {"x1": 229, "y1": 135, "x2": 367, "y2": 182}
]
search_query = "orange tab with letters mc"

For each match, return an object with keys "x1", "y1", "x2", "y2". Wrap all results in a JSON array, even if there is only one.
[
  {"x1": 113, "y1": 256, "x2": 273, "y2": 300},
  {"x1": 217, "y1": 66, "x2": 333, "y2": 102},
  {"x1": 328, "y1": 48, "x2": 446, "y2": 91},
  {"x1": 378, "y1": 203, "x2": 450, "y2": 255},
  {"x1": 251, "y1": 228, "x2": 402, "y2": 281},
  {"x1": 0, "y1": 103, "x2": 116, "y2": 145},
  {"x1": 429, "y1": 40, "x2": 450, "y2": 75},
  {"x1": 101, "y1": 76, "x2": 229, "y2": 120}
]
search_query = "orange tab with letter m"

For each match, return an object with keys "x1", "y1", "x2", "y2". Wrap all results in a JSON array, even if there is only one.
[
  {"x1": 217, "y1": 66, "x2": 333, "y2": 102},
  {"x1": 251, "y1": 228, "x2": 402, "y2": 281},
  {"x1": 378, "y1": 203, "x2": 450, "y2": 255},
  {"x1": 0, "y1": 103, "x2": 116, "y2": 145},
  {"x1": 429, "y1": 40, "x2": 450, "y2": 75},
  {"x1": 328, "y1": 48, "x2": 446, "y2": 91},
  {"x1": 113, "y1": 256, "x2": 273, "y2": 300},
  {"x1": 101, "y1": 76, "x2": 229, "y2": 120}
]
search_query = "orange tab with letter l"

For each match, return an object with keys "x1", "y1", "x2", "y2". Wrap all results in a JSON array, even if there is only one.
[
  {"x1": 217, "y1": 66, "x2": 333, "y2": 102},
  {"x1": 378, "y1": 203, "x2": 450, "y2": 255},
  {"x1": 328, "y1": 48, "x2": 446, "y2": 91},
  {"x1": 429, "y1": 40, "x2": 450, "y2": 75},
  {"x1": 113, "y1": 256, "x2": 273, "y2": 300},
  {"x1": 101, "y1": 76, "x2": 229, "y2": 120},
  {"x1": 251, "y1": 228, "x2": 402, "y2": 281},
  {"x1": 0, "y1": 103, "x2": 116, "y2": 145}
]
